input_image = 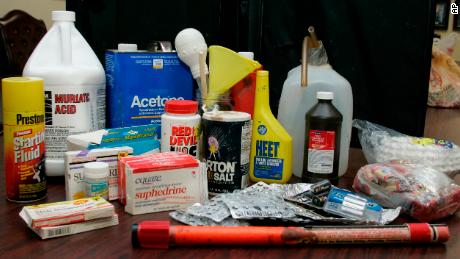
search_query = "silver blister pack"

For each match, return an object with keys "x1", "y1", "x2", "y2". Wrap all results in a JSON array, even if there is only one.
[
  {"x1": 185, "y1": 200, "x2": 231, "y2": 223},
  {"x1": 221, "y1": 192, "x2": 296, "y2": 219},
  {"x1": 169, "y1": 210, "x2": 248, "y2": 226},
  {"x1": 270, "y1": 183, "x2": 313, "y2": 198}
]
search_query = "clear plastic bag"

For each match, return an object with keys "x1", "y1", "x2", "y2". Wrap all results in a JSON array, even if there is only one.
[
  {"x1": 353, "y1": 119, "x2": 460, "y2": 176},
  {"x1": 308, "y1": 42, "x2": 329, "y2": 66},
  {"x1": 353, "y1": 161, "x2": 460, "y2": 222}
]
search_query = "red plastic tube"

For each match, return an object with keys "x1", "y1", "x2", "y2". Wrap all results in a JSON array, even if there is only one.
[{"x1": 132, "y1": 221, "x2": 449, "y2": 249}]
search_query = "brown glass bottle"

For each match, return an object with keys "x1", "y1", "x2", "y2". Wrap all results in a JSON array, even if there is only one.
[{"x1": 302, "y1": 92, "x2": 342, "y2": 185}]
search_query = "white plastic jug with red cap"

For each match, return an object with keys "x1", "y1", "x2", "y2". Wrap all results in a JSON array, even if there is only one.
[{"x1": 23, "y1": 11, "x2": 106, "y2": 176}]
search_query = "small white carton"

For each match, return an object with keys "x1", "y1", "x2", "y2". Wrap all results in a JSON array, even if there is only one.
[
  {"x1": 65, "y1": 147, "x2": 133, "y2": 200},
  {"x1": 121, "y1": 152, "x2": 208, "y2": 215},
  {"x1": 29, "y1": 214, "x2": 119, "y2": 239},
  {"x1": 19, "y1": 197, "x2": 114, "y2": 228}
]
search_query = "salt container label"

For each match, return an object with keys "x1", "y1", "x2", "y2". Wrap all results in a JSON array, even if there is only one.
[{"x1": 203, "y1": 119, "x2": 251, "y2": 193}]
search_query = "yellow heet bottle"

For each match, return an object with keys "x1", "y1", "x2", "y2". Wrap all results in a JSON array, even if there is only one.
[{"x1": 250, "y1": 70, "x2": 292, "y2": 184}]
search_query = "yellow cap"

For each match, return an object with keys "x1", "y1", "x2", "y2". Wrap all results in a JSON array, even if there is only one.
[
  {"x1": 257, "y1": 70, "x2": 269, "y2": 77},
  {"x1": 2, "y1": 77, "x2": 44, "y2": 112}
]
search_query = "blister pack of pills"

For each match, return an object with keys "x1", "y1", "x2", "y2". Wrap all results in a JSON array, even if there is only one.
[
  {"x1": 185, "y1": 200, "x2": 231, "y2": 223},
  {"x1": 222, "y1": 192, "x2": 296, "y2": 219},
  {"x1": 169, "y1": 210, "x2": 248, "y2": 226}
]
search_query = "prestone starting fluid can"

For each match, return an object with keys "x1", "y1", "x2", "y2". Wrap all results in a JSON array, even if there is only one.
[
  {"x1": 202, "y1": 111, "x2": 251, "y2": 194},
  {"x1": 2, "y1": 77, "x2": 47, "y2": 202}
]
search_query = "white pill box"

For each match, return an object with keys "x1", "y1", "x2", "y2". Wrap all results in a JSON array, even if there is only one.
[
  {"x1": 119, "y1": 152, "x2": 208, "y2": 215},
  {"x1": 65, "y1": 147, "x2": 133, "y2": 200},
  {"x1": 19, "y1": 197, "x2": 114, "y2": 228}
]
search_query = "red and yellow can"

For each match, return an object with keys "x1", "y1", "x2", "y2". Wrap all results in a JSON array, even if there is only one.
[{"x1": 2, "y1": 77, "x2": 46, "y2": 202}]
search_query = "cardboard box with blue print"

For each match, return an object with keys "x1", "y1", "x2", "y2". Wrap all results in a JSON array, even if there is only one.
[{"x1": 105, "y1": 49, "x2": 194, "y2": 130}]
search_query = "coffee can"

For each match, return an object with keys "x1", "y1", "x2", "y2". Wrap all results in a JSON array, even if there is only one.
[{"x1": 202, "y1": 111, "x2": 251, "y2": 194}]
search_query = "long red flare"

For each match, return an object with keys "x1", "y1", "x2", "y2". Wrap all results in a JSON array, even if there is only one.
[{"x1": 132, "y1": 221, "x2": 449, "y2": 249}]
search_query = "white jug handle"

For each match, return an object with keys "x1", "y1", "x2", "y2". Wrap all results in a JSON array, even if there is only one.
[{"x1": 59, "y1": 22, "x2": 72, "y2": 65}]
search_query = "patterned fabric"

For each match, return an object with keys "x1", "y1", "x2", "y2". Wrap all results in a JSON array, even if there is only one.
[{"x1": 428, "y1": 47, "x2": 460, "y2": 108}]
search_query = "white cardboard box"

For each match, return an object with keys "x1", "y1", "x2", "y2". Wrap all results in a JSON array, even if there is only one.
[
  {"x1": 65, "y1": 147, "x2": 133, "y2": 200},
  {"x1": 30, "y1": 214, "x2": 119, "y2": 239},
  {"x1": 19, "y1": 197, "x2": 114, "y2": 228},
  {"x1": 120, "y1": 152, "x2": 208, "y2": 215}
]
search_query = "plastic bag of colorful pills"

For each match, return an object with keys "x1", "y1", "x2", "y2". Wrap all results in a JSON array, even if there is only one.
[
  {"x1": 352, "y1": 161, "x2": 460, "y2": 222},
  {"x1": 353, "y1": 119, "x2": 460, "y2": 176}
]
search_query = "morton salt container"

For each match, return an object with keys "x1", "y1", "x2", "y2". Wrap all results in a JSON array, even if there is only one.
[
  {"x1": 202, "y1": 111, "x2": 251, "y2": 194},
  {"x1": 23, "y1": 11, "x2": 106, "y2": 176},
  {"x1": 2, "y1": 77, "x2": 46, "y2": 202}
]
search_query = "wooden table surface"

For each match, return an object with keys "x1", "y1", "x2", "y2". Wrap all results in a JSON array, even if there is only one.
[{"x1": 0, "y1": 141, "x2": 459, "y2": 258}]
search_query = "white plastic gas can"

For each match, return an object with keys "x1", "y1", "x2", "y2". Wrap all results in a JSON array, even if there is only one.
[
  {"x1": 278, "y1": 64, "x2": 353, "y2": 178},
  {"x1": 23, "y1": 11, "x2": 106, "y2": 176}
]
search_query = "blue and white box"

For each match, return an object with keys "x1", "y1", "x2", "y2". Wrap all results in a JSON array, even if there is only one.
[{"x1": 105, "y1": 50, "x2": 193, "y2": 131}]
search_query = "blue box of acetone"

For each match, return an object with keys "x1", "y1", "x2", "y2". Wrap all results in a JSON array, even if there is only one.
[{"x1": 105, "y1": 50, "x2": 193, "y2": 132}]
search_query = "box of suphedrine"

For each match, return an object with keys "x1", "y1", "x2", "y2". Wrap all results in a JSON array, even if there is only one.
[{"x1": 105, "y1": 50, "x2": 193, "y2": 129}]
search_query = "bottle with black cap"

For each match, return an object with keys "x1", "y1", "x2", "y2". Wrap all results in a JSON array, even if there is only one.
[{"x1": 302, "y1": 91, "x2": 342, "y2": 185}]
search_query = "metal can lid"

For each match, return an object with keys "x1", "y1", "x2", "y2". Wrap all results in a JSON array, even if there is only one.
[{"x1": 202, "y1": 111, "x2": 251, "y2": 122}]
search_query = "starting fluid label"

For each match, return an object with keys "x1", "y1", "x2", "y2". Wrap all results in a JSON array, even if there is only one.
[
  {"x1": 307, "y1": 130, "x2": 335, "y2": 174},
  {"x1": 105, "y1": 51, "x2": 193, "y2": 130},
  {"x1": 4, "y1": 111, "x2": 47, "y2": 201},
  {"x1": 44, "y1": 85, "x2": 105, "y2": 161},
  {"x1": 202, "y1": 118, "x2": 251, "y2": 194},
  {"x1": 253, "y1": 140, "x2": 284, "y2": 180}
]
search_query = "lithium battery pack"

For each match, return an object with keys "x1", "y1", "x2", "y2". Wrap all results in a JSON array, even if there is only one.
[
  {"x1": 119, "y1": 152, "x2": 208, "y2": 215},
  {"x1": 65, "y1": 147, "x2": 133, "y2": 201},
  {"x1": 29, "y1": 214, "x2": 119, "y2": 239},
  {"x1": 105, "y1": 50, "x2": 193, "y2": 129},
  {"x1": 19, "y1": 197, "x2": 114, "y2": 228}
]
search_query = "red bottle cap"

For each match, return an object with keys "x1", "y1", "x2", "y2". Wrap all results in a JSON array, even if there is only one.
[
  {"x1": 132, "y1": 221, "x2": 170, "y2": 249},
  {"x1": 165, "y1": 100, "x2": 198, "y2": 114}
]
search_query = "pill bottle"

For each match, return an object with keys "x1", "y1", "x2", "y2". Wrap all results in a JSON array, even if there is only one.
[
  {"x1": 161, "y1": 100, "x2": 201, "y2": 158},
  {"x1": 84, "y1": 162, "x2": 109, "y2": 199}
]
